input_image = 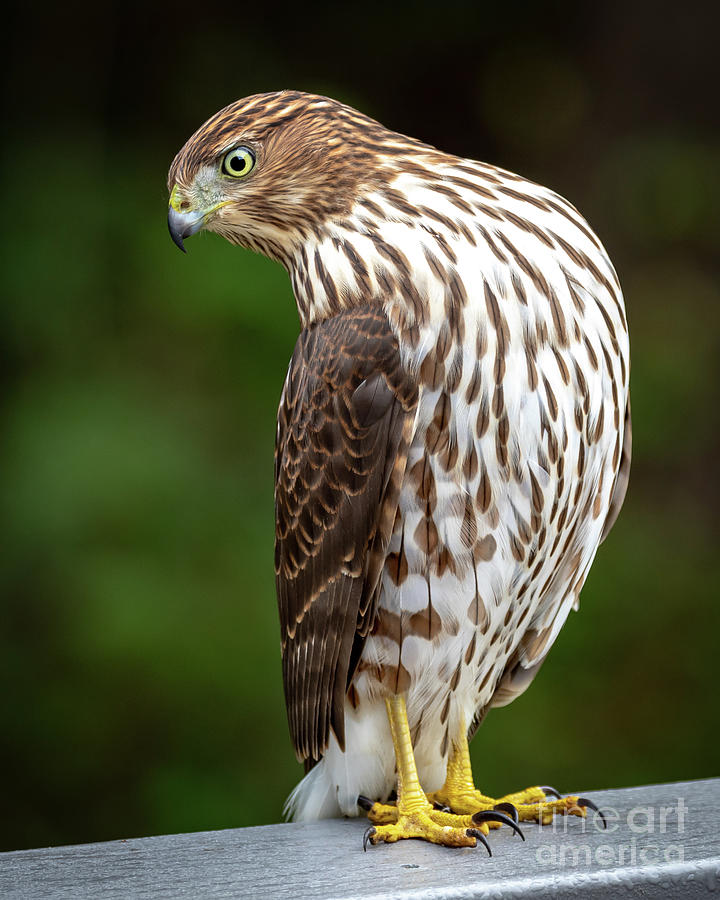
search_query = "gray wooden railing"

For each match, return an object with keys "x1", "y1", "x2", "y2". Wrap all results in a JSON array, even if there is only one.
[{"x1": 2, "y1": 778, "x2": 719, "y2": 899}]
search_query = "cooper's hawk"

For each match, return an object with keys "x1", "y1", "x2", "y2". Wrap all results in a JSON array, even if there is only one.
[{"x1": 168, "y1": 91, "x2": 630, "y2": 850}]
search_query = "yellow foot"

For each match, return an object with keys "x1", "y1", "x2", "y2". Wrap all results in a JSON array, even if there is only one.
[
  {"x1": 358, "y1": 796, "x2": 524, "y2": 851},
  {"x1": 363, "y1": 803, "x2": 483, "y2": 851},
  {"x1": 428, "y1": 784, "x2": 606, "y2": 828}
]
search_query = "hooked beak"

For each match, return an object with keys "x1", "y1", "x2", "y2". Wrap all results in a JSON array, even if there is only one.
[
  {"x1": 167, "y1": 184, "x2": 229, "y2": 253},
  {"x1": 167, "y1": 206, "x2": 204, "y2": 253}
]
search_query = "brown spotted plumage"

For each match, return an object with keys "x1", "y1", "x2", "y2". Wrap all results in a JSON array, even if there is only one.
[{"x1": 168, "y1": 90, "x2": 630, "y2": 826}]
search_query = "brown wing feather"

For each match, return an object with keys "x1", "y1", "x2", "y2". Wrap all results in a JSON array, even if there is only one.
[{"x1": 275, "y1": 305, "x2": 417, "y2": 762}]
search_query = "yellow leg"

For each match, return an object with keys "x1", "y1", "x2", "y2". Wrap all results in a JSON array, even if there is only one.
[
  {"x1": 428, "y1": 716, "x2": 595, "y2": 826},
  {"x1": 363, "y1": 697, "x2": 486, "y2": 849}
]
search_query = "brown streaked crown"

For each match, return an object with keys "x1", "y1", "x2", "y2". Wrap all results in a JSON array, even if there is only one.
[{"x1": 168, "y1": 90, "x2": 433, "y2": 185}]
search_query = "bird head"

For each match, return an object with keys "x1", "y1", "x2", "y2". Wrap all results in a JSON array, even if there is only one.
[{"x1": 167, "y1": 91, "x2": 418, "y2": 259}]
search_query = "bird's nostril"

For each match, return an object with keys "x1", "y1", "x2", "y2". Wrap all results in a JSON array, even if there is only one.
[{"x1": 180, "y1": 201, "x2": 190, "y2": 211}]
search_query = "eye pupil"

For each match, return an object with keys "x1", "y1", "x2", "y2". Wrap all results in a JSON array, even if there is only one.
[{"x1": 230, "y1": 155, "x2": 246, "y2": 172}]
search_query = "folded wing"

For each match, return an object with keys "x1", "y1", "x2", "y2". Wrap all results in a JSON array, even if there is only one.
[{"x1": 275, "y1": 305, "x2": 418, "y2": 763}]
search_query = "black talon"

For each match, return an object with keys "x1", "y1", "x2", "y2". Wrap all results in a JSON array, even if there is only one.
[
  {"x1": 576, "y1": 797, "x2": 607, "y2": 830},
  {"x1": 466, "y1": 828, "x2": 492, "y2": 856},
  {"x1": 493, "y1": 801, "x2": 519, "y2": 823},
  {"x1": 472, "y1": 810, "x2": 525, "y2": 841},
  {"x1": 432, "y1": 801, "x2": 452, "y2": 812},
  {"x1": 357, "y1": 795, "x2": 374, "y2": 812},
  {"x1": 538, "y1": 785, "x2": 562, "y2": 799},
  {"x1": 363, "y1": 825, "x2": 377, "y2": 851}
]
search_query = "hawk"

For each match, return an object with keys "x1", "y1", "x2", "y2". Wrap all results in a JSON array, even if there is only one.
[{"x1": 168, "y1": 91, "x2": 630, "y2": 850}]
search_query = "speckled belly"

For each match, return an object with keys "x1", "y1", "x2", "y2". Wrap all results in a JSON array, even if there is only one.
[{"x1": 351, "y1": 332, "x2": 620, "y2": 785}]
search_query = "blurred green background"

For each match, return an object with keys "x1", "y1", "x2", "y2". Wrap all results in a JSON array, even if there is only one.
[{"x1": 2, "y1": 1, "x2": 718, "y2": 852}]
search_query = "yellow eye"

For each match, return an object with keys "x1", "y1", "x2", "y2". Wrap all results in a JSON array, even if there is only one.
[{"x1": 222, "y1": 146, "x2": 256, "y2": 178}]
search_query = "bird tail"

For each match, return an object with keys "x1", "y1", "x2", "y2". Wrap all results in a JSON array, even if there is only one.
[
  {"x1": 284, "y1": 758, "x2": 342, "y2": 822},
  {"x1": 284, "y1": 697, "x2": 395, "y2": 821}
]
